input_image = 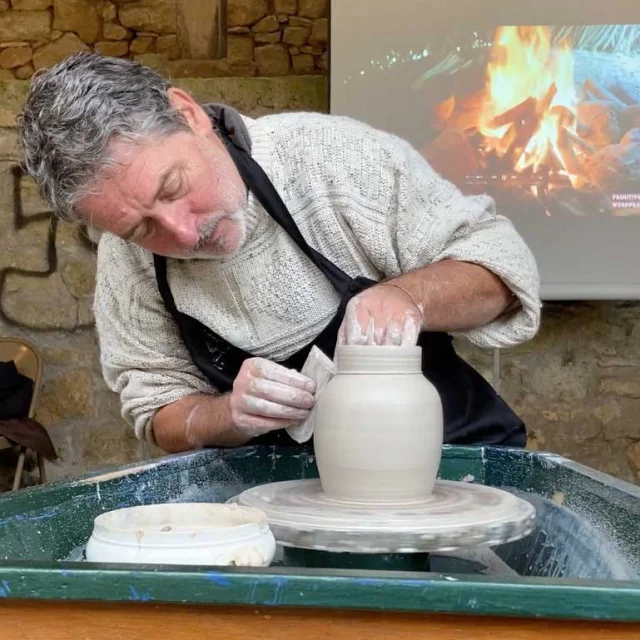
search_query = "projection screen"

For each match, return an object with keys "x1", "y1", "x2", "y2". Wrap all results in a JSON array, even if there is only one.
[{"x1": 329, "y1": 1, "x2": 640, "y2": 299}]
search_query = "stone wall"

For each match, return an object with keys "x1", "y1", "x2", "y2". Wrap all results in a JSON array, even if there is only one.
[
  {"x1": 0, "y1": 0, "x2": 327, "y2": 80},
  {"x1": 0, "y1": 75, "x2": 327, "y2": 489}
]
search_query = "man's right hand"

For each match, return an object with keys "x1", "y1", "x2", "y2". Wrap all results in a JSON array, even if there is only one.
[{"x1": 229, "y1": 358, "x2": 316, "y2": 437}]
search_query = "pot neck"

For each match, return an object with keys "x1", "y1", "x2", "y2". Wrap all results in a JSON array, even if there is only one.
[{"x1": 335, "y1": 345, "x2": 422, "y2": 374}]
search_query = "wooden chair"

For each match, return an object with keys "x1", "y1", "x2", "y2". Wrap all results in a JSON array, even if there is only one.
[{"x1": 0, "y1": 338, "x2": 45, "y2": 490}]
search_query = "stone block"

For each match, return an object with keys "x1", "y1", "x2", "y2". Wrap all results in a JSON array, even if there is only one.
[
  {"x1": 227, "y1": 34, "x2": 253, "y2": 64},
  {"x1": 12, "y1": 0, "x2": 51, "y2": 9},
  {"x1": 254, "y1": 31, "x2": 280, "y2": 44},
  {"x1": 61, "y1": 259, "x2": 96, "y2": 298},
  {"x1": 2, "y1": 271, "x2": 79, "y2": 330},
  {"x1": 155, "y1": 34, "x2": 179, "y2": 59},
  {"x1": 33, "y1": 32, "x2": 89, "y2": 71},
  {"x1": 599, "y1": 377, "x2": 640, "y2": 398},
  {"x1": 255, "y1": 43, "x2": 289, "y2": 76},
  {"x1": 228, "y1": 60, "x2": 255, "y2": 76},
  {"x1": 291, "y1": 52, "x2": 313, "y2": 74},
  {"x1": 274, "y1": 0, "x2": 296, "y2": 14},
  {"x1": 0, "y1": 46, "x2": 31, "y2": 70},
  {"x1": 165, "y1": 59, "x2": 230, "y2": 77},
  {"x1": 101, "y1": 1, "x2": 117, "y2": 21},
  {"x1": 53, "y1": 0, "x2": 101, "y2": 44},
  {"x1": 77, "y1": 422, "x2": 148, "y2": 469},
  {"x1": 14, "y1": 63, "x2": 33, "y2": 79},
  {"x1": 300, "y1": 44, "x2": 322, "y2": 55},
  {"x1": 119, "y1": 0, "x2": 176, "y2": 35},
  {"x1": 252, "y1": 15, "x2": 279, "y2": 33},
  {"x1": 228, "y1": 0, "x2": 267, "y2": 27},
  {"x1": 94, "y1": 40, "x2": 129, "y2": 57},
  {"x1": 283, "y1": 26, "x2": 309, "y2": 46},
  {"x1": 132, "y1": 52, "x2": 168, "y2": 73},
  {"x1": 130, "y1": 36, "x2": 154, "y2": 54},
  {"x1": 298, "y1": 0, "x2": 326, "y2": 18},
  {"x1": 0, "y1": 11, "x2": 51, "y2": 43},
  {"x1": 36, "y1": 368, "x2": 94, "y2": 425},
  {"x1": 309, "y1": 17, "x2": 327, "y2": 45},
  {"x1": 288, "y1": 16, "x2": 311, "y2": 28},
  {"x1": 103, "y1": 23, "x2": 130, "y2": 40}
]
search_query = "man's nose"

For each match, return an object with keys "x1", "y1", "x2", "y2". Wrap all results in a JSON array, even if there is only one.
[{"x1": 155, "y1": 206, "x2": 199, "y2": 247}]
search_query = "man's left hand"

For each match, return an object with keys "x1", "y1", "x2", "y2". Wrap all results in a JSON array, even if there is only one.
[{"x1": 337, "y1": 283, "x2": 423, "y2": 346}]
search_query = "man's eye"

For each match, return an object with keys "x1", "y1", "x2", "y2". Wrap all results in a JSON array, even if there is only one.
[{"x1": 161, "y1": 182, "x2": 183, "y2": 201}]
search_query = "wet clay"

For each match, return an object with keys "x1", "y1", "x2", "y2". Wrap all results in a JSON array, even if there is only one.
[{"x1": 313, "y1": 345, "x2": 443, "y2": 503}]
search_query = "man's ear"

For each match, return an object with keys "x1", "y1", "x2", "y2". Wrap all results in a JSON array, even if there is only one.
[{"x1": 167, "y1": 87, "x2": 213, "y2": 136}]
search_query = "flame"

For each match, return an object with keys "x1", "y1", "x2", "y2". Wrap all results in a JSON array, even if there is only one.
[{"x1": 478, "y1": 26, "x2": 583, "y2": 187}]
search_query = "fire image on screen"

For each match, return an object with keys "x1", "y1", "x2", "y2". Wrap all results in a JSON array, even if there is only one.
[
  {"x1": 417, "y1": 25, "x2": 640, "y2": 220},
  {"x1": 330, "y1": 4, "x2": 640, "y2": 299}
]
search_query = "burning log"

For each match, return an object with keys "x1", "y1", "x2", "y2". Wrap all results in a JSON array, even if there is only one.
[
  {"x1": 563, "y1": 126, "x2": 596, "y2": 154},
  {"x1": 536, "y1": 83, "x2": 557, "y2": 117},
  {"x1": 576, "y1": 100, "x2": 623, "y2": 147},
  {"x1": 550, "y1": 106, "x2": 592, "y2": 145},
  {"x1": 556, "y1": 126, "x2": 586, "y2": 187},
  {"x1": 491, "y1": 97, "x2": 536, "y2": 128}
]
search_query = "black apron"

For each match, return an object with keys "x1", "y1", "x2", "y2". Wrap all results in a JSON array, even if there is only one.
[{"x1": 152, "y1": 124, "x2": 526, "y2": 448}]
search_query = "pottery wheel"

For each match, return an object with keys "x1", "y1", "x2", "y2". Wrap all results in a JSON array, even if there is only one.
[{"x1": 231, "y1": 479, "x2": 536, "y2": 554}]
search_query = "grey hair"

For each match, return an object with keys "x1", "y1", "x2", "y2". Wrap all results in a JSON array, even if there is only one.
[{"x1": 17, "y1": 51, "x2": 191, "y2": 223}]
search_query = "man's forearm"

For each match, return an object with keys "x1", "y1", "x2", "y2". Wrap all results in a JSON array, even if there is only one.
[
  {"x1": 388, "y1": 259, "x2": 516, "y2": 332},
  {"x1": 152, "y1": 393, "x2": 250, "y2": 453}
]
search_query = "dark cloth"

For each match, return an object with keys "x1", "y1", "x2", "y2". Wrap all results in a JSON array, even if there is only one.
[
  {"x1": 0, "y1": 360, "x2": 58, "y2": 459},
  {"x1": 0, "y1": 418, "x2": 58, "y2": 460},
  {"x1": 0, "y1": 360, "x2": 33, "y2": 420},
  {"x1": 152, "y1": 105, "x2": 527, "y2": 448}
]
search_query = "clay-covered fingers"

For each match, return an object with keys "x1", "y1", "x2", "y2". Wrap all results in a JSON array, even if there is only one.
[
  {"x1": 252, "y1": 358, "x2": 316, "y2": 393},
  {"x1": 338, "y1": 286, "x2": 423, "y2": 347},
  {"x1": 230, "y1": 357, "x2": 316, "y2": 437},
  {"x1": 249, "y1": 377, "x2": 315, "y2": 410}
]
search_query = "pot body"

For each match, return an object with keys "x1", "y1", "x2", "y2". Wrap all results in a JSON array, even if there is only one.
[
  {"x1": 314, "y1": 345, "x2": 443, "y2": 503},
  {"x1": 85, "y1": 503, "x2": 276, "y2": 567}
]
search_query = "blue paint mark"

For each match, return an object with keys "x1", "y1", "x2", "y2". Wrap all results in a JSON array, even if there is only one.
[
  {"x1": 1, "y1": 580, "x2": 10, "y2": 595},
  {"x1": 206, "y1": 572, "x2": 232, "y2": 587},
  {"x1": 355, "y1": 578, "x2": 425, "y2": 589},
  {"x1": 0, "y1": 505, "x2": 62, "y2": 529},
  {"x1": 128, "y1": 586, "x2": 153, "y2": 602},
  {"x1": 354, "y1": 578, "x2": 385, "y2": 587},
  {"x1": 264, "y1": 577, "x2": 289, "y2": 606}
]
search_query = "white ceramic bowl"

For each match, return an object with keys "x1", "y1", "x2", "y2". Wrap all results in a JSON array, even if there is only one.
[{"x1": 85, "y1": 502, "x2": 276, "y2": 567}]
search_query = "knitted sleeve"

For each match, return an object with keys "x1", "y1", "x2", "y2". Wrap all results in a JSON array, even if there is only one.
[
  {"x1": 332, "y1": 120, "x2": 541, "y2": 348},
  {"x1": 93, "y1": 235, "x2": 216, "y2": 442}
]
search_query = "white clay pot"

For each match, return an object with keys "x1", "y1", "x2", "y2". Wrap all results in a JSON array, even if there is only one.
[
  {"x1": 85, "y1": 503, "x2": 276, "y2": 567},
  {"x1": 313, "y1": 345, "x2": 443, "y2": 504}
]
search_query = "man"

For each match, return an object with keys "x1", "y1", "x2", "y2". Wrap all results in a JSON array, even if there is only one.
[{"x1": 18, "y1": 53, "x2": 541, "y2": 453}]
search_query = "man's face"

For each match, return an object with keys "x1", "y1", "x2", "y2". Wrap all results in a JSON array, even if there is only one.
[{"x1": 77, "y1": 95, "x2": 248, "y2": 259}]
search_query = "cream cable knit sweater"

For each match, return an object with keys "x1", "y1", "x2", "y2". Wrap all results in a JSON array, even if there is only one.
[{"x1": 93, "y1": 112, "x2": 541, "y2": 442}]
